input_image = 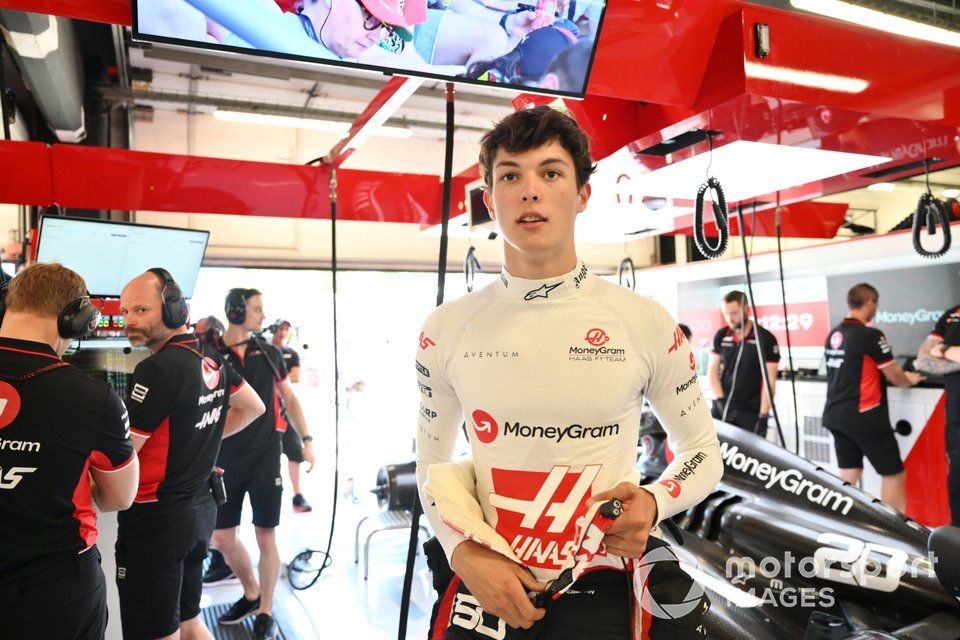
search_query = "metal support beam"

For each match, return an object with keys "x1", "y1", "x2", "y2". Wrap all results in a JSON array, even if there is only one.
[{"x1": 326, "y1": 75, "x2": 424, "y2": 167}]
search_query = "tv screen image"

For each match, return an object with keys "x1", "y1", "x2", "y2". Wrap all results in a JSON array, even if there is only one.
[
  {"x1": 36, "y1": 216, "x2": 210, "y2": 299},
  {"x1": 132, "y1": 0, "x2": 606, "y2": 98}
]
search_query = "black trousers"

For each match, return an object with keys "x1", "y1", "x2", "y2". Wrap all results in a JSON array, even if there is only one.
[
  {"x1": 0, "y1": 547, "x2": 107, "y2": 640},
  {"x1": 944, "y1": 378, "x2": 960, "y2": 526}
]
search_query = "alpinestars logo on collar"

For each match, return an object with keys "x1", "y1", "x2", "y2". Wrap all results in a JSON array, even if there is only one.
[{"x1": 524, "y1": 282, "x2": 563, "y2": 301}]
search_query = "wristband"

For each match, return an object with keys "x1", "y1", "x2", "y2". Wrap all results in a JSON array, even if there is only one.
[{"x1": 302, "y1": 434, "x2": 314, "y2": 443}]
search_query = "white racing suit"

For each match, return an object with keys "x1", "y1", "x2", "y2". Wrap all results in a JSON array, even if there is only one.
[{"x1": 415, "y1": 260, "x2": 722, "y2": 639}]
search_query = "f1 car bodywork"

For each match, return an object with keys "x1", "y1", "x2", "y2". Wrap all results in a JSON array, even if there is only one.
[{"x1": 639, "y1": 417, "x2": 960, "y2": 640}]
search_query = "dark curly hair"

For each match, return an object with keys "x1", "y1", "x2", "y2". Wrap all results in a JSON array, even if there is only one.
[{"x1": 479, "y1": 105, "x2": 596, "y2": 189}]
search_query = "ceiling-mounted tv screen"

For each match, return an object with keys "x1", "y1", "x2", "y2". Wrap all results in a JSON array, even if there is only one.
[
  {"x1": 36, "y1": 216, "x2": 209, "y2": 299},
  {"x1": 132, "y1": 0, "x2": 606, "y2": 99}
]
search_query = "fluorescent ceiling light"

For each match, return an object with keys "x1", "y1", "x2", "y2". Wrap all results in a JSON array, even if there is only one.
[
  {"x1": 211, "y1": 110, "x2": 412, "y2": 138},
  {"x1": 791, "y1": 0, "x2": 960, "y2": 49},
  {"x1": 744, "y1": 61, "x2": 868, "y2": 93},
  {"x1": 867, "y1": 182, "x2": 896, "y2": 192},
  {"x1": 943, "y1": 188, "x2": 960, "y2": 198}
]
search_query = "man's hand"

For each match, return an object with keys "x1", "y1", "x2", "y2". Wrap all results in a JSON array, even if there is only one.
[
  {"x1": 905, "y1": 371, "x2": 926, "y2": 386},
  {"x1": 586, "y1": 483, "x2": 658, "y2": 558},
  {"x1": 504, "y1": 10, "x2": 537, "y2": 38},
  {"x1": 302, "y1": 441, "x2": 315, "y2": 472},
  {"x1": 931, "y1": 343, "x2": 946, "y2": 359},
  {"x1": 450, "y1": 541, "x2": 546, "y2": 629}
]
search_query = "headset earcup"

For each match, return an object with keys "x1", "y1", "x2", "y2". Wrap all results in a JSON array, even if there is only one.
[{"x1": 58, "y1": 298, "x2": 100, "y2": 340}]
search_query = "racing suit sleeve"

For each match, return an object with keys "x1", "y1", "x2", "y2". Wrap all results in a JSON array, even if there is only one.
[
  {"x1": 415, "y1": 312, "x2": 469, "y2": 560},
  {"x1": 640, "y1": 306, "x2": 723, "y2": 525}
]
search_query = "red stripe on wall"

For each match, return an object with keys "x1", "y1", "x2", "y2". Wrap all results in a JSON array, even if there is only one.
[
  {"x1": 71, "y1": 457, "x2": 97, "y2": 549},
  {"x1": 904, "y1": 393, "x2": 950, "y2": 527},
  {"x1": 135, "y1": 417, "x2": 170, "y2": 502}
]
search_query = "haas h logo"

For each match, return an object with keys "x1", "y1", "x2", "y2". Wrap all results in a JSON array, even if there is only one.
[
  {"x1": 584, "y1": 328, "x2": 609, "y2": 347},
  {"x1": 471, "y1": 409, "x2": 498, "y2": 444},
  {"x1": 419, "y1": 332, "x2": 436, "y2": 350}
]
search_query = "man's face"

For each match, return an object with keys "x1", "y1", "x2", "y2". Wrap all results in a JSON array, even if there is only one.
[
  {"x1": 722, "y1": 301, "x2": 745, "y2": 330},
  {"x1": 482, "y1": 139, "x2": 590, "y2": 262},
  {"x1": 274, "y1": 323, "x2": 291, "y2": 343},
  {"x1": 244, "y1": 295, "x2": 266, "y2": 332},
  {"x1": 865, "y1": 297, "x2": 878, "y2": 323},
  {"x1": 194, "y1": 318, "x2": 211, "y2": 336},
  {"x1": 307, "y1": 0, "x2": 382, "y2": 59},
  {"x1": 120, "y1": 277, "x2": 168, "y2": 349}
]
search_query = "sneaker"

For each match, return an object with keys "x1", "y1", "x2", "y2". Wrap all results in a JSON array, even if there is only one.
[
  {"x1": 218, "y1": 595, "x2": 260, "y2": 626},
  {"x1": 292, "y1": 493, "x2": 313, "y2": 513},
  {"x1": 252, "y1": 613, "x2": 278, "y2": 640},
  {"x1": 202, "y1": 550, "x2": 237, "y2": 584}
]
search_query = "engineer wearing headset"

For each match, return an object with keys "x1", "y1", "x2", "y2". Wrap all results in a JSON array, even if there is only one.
[
  {"x1": 0, "y1": 263, "x2": 139, "y2": 640},
  {"x1": 211, "y1": 288, "x2": 314, "y2": 640},
  {"x1": 116, "y1": 270, "x2": 265, "y2": 640},
  {"x1": 708, "y1": 290, "x2": 781, "y2": 437}
]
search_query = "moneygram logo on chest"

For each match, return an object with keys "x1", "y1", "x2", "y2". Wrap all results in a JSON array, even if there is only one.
[
  {"x1": 489, "y1": 464, "x2": 601, "y2": 570},
  {"x1": 470, "y1": 409, "x2": 620, "y2": 445},
  {"x1": 569, "y1": 328, "x2": 626, "y2": 363}
]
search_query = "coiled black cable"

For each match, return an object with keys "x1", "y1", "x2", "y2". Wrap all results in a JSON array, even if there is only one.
[
  {"x1": 913, "y1": 192, "x2": 951, "y2": 259},
  {"x1": 694, "y1": 177, "x2": 730, "y2": 259}
]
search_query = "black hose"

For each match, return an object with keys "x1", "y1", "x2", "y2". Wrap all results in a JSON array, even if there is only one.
[
  {"x1": 694, "y1": 177, "x2": 729, "y2": 259},
  {"x1": 775, "y1": 205, "x2": 801, "y2": 455},
  {"x1": 399, "y1": 82, "x2": 456, "y2": 640},
  {"x1": 738, "y1": 204, "x2": 786, "y2": 448},
  {"x1": 913, "y1": 192, "x2": 951, "y2": 259}
]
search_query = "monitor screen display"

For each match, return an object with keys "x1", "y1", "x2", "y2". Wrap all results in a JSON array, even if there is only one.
[
  {"x1": 36, "y1": 216, "x2": 210, "y2": 298},
  {"x1": 132, "y1": 0, "x2": 606, "y2": 99}
]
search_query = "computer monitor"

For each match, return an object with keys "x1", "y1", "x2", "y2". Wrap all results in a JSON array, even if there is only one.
[{"x1": 36, "y1": 216, "x2": 209, "y2": 298}]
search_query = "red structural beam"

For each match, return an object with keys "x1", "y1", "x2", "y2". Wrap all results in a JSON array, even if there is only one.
[
  {"x1": 0, "y1": 0, "x2": 131, "y2": 25},
  {"x1": 0, "y1": 141, "x2": 446, "y2": 225},
  {"x1": 667, "y1": 201, "x2": 850, "y2": 239}
]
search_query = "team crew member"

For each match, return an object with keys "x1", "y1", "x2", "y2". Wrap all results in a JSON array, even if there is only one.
[
  {"x1": 272, "y1": 319, "x2": 312, "y2": 512},
  {"x1": 918, "y1": 300, "x2": 960, "y2": 525},
  {"x1": 822, "y1": 283, "x2": 923, "y2": 513},
  {"x1": 708, "y1": 290, "x2": 780, "y2": 437},
  {"x1": 0, "y1": 263, "x2": 138, "y2": 640},
  {"x1": 213, "y1": 289, "x2": 315, "y2": 640},
  {"x1": 415, "y1": 106, "x2": 721, "y2": 639},
  {"x1": 117, "y1": 270, "x2": 265, "y2": 640}
]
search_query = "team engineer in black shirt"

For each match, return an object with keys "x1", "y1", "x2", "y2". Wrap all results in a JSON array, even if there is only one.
[
  {"x1": 0, "y1": 263, "x2": 139, "y2": 640},
  {"x1": 822, "y1": 283, "x2": 923, "y2": 514},
  {"x1": 117, "y1": 269, "x2": 265, "y2": 640},
  {"x1": 708, "y1": 290, "x2": 781, "y2": 436},
  {"x1": 212, "y1": 288, "x2": 315, "y2": 640}
]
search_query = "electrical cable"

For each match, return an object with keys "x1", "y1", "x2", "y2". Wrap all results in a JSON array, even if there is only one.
[
  {"x1": 774, "y1": 200, "x2": 801, "y2": 454},
  {"x1": 283, "y1": 159, "x2": 340, "y2": 591},
  {"x1": 912, "y1": 160, "x2": 951, "y2": 259},
  {"x1": 693, "y1": 134, "x2": 729, "y2": 259},
  {"x1": 398, "y1": 82, "x2": 456, "y2": 640},
  {"x1": 737, "y1": 204, "x2": 786, "y2": 448}
]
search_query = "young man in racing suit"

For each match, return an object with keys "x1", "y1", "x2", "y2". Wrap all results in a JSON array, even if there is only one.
[{"x1": 415, "y1": 105, "x2": 722, "y2": 639}]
